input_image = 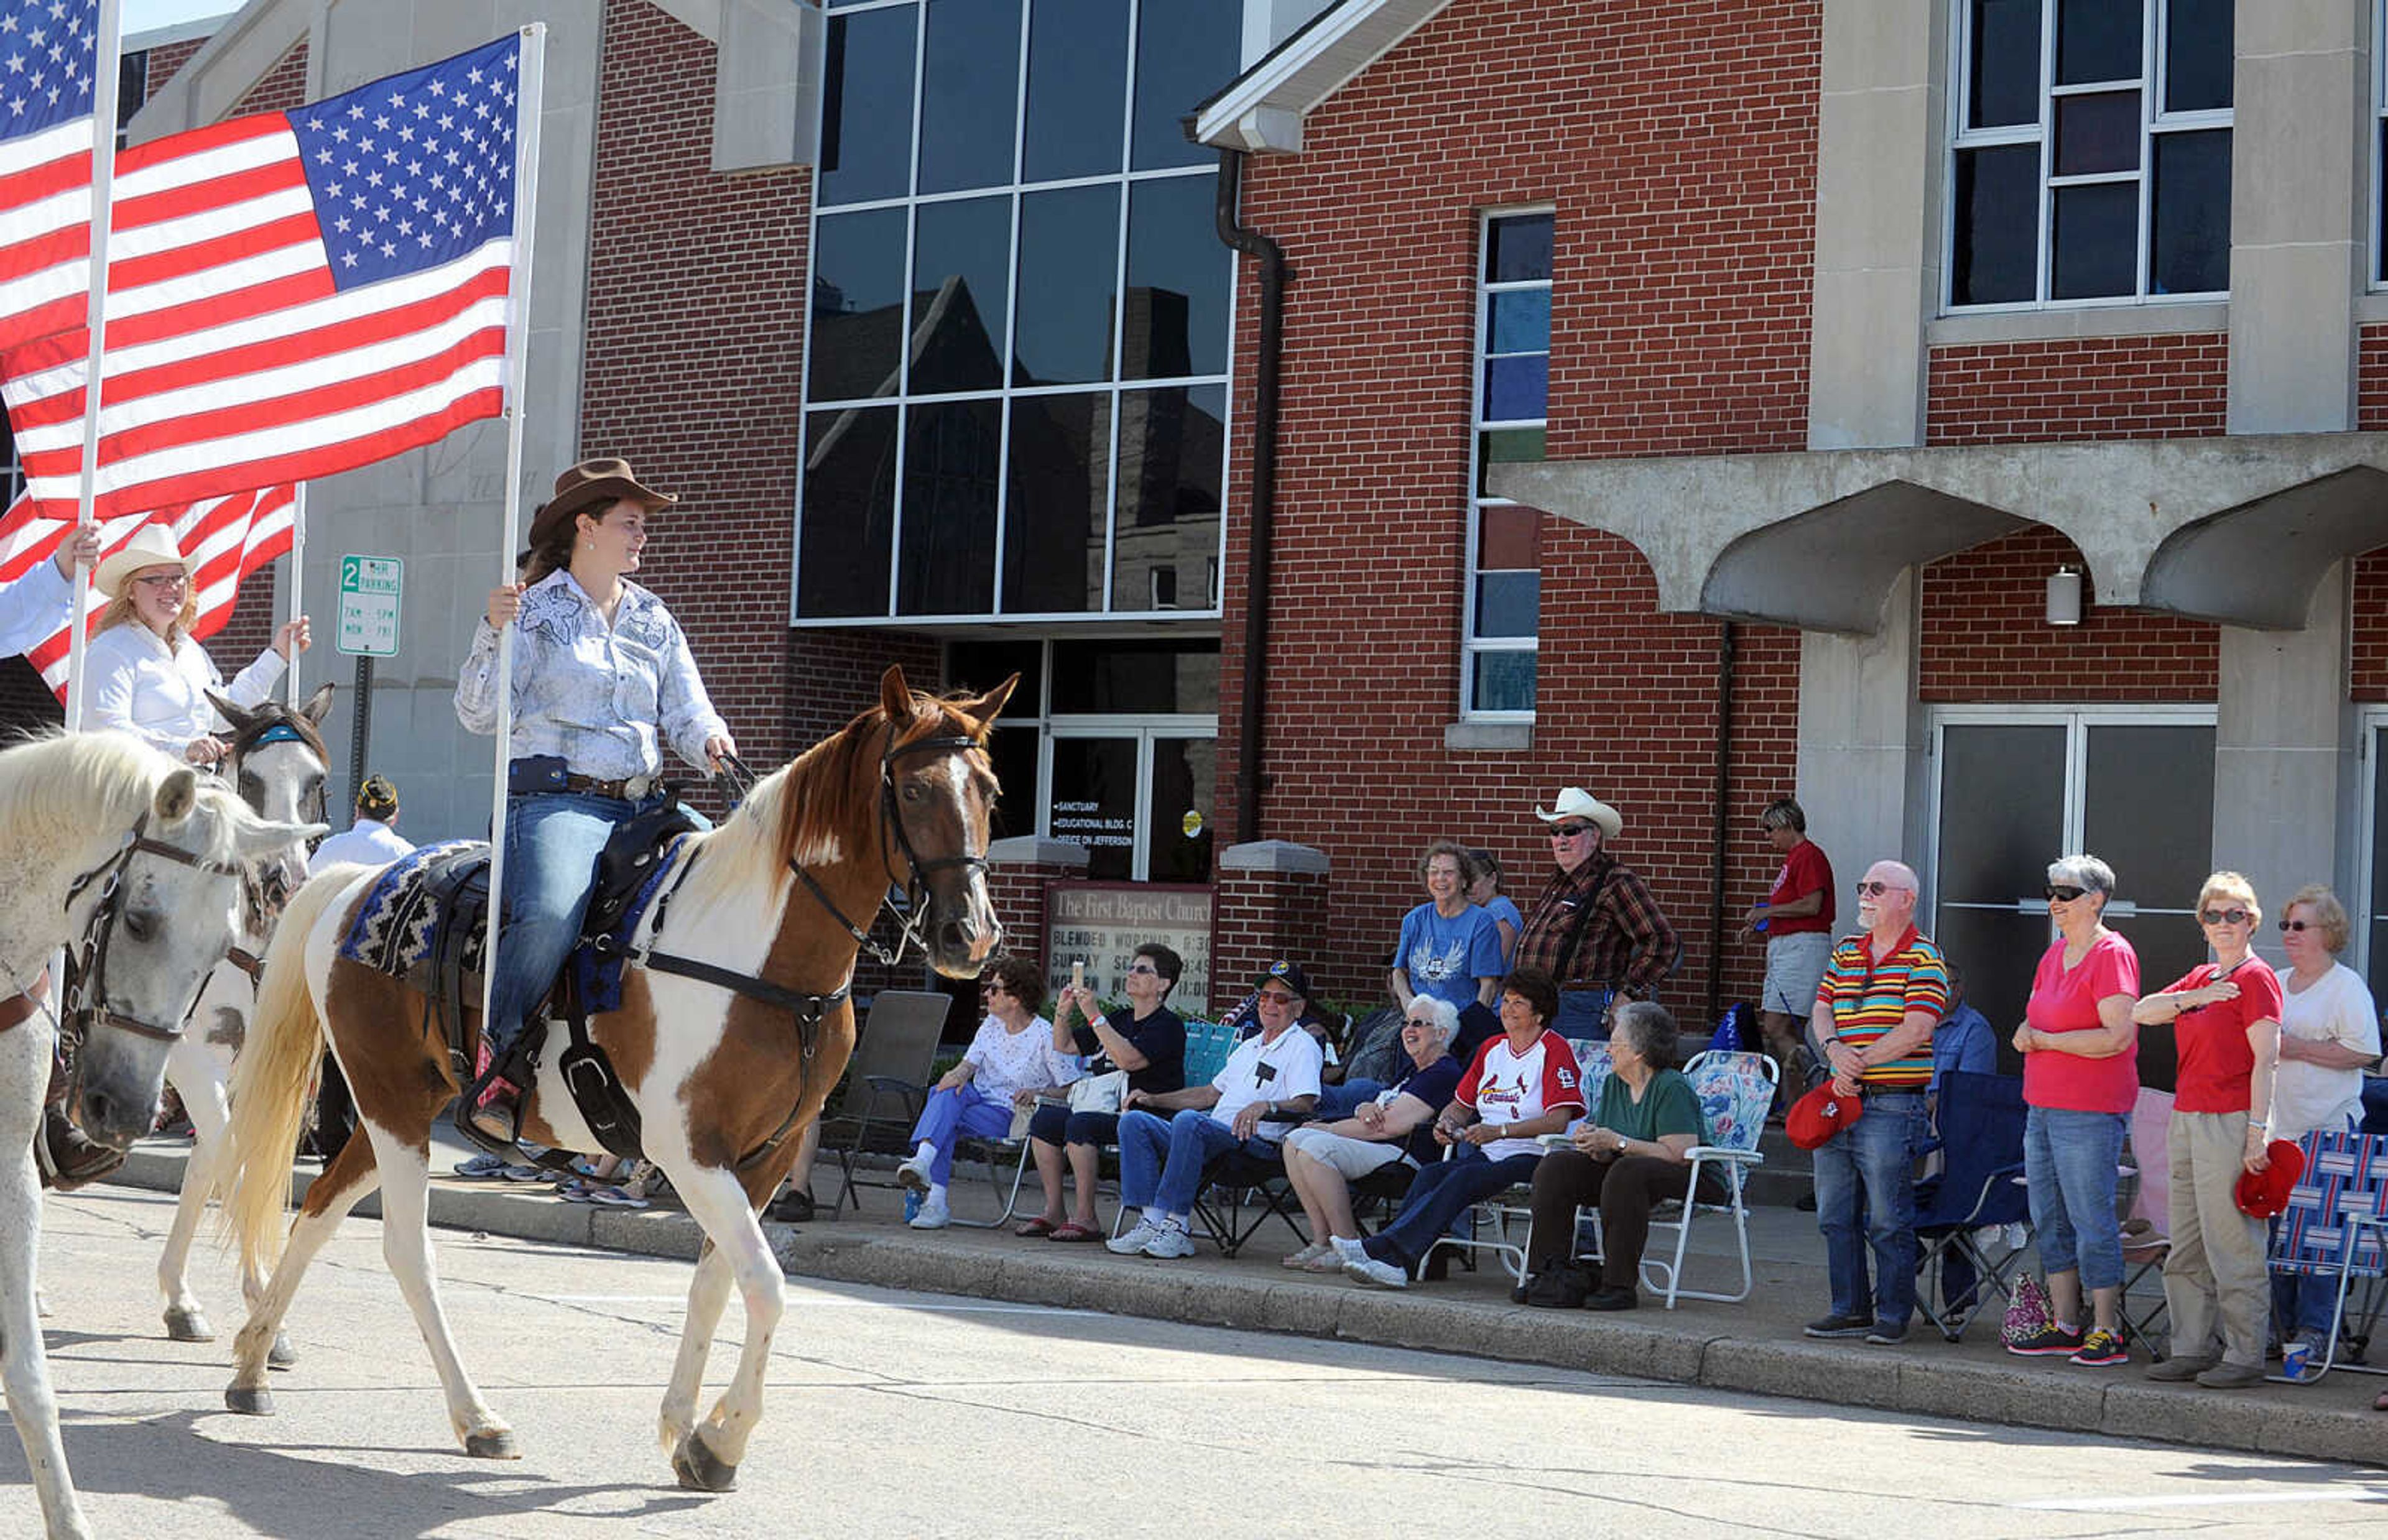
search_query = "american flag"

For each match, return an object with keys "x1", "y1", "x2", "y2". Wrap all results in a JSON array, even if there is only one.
[
  {"x1": 0, "y1": 0, "x2": 108, "y2": 356},
  {"x1": 0, "y1": 31, "x2": 522, "y2": 520},
  {"x1": 0, "y1": 481, "x2": 294, "y2": 700}
]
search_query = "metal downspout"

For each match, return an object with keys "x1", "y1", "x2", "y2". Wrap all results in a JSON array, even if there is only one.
[
  {"x1": 1214, "y1": 148, "x2": 1287, "y2": 846},
  {"x1": 1705, "y1": 621, "x2": 1738, "y2": 1027}
]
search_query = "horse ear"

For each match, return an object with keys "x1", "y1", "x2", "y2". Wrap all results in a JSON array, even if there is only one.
[
  {"x1": 236, "y1": 819, "x2": 328, "y2": 858},
  {"x1": 205, "y1": 690, "x2": 251, "y2": 731},
  {"x1": 879, "y1": 665, "x2": 915, "y2": 724},
  {"x1": 962, "y1": 672, "x2": 1019, "y2": 727},
  {"x1": 154, "y1": 767, "x2": 198, "y2": 826},
  {"x1": 299, "y1": 682, "x2": 336, "y2": 725}
]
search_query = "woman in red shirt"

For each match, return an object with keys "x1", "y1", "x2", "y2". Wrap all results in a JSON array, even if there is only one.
[{"x1": 2129, "y1": 872, "x2": 2282, "y2": 1389}]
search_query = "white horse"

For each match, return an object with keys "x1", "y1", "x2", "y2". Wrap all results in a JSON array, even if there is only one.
[
  {"x1": 157, "y1": 686, "x2": 331, "y2": 1352},
  {"x1": 0, "y1": 731, "x2": 321, "y2": 1540}
]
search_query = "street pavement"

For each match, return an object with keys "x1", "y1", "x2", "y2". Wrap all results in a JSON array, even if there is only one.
[{"x1": 11, "y1": 1179, "x2": 2388, "y2": 1539}]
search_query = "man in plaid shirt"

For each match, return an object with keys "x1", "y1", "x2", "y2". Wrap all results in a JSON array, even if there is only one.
[{"x1": 1514, "y1": 787, "x2": 1680, "y2": 1040}]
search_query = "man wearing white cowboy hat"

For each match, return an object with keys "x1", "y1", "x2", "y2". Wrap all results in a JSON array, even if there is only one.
[
  {"x1": 1512, "y1": 786, "x2": 1679, "y2": 1039},
  {"x1": 83, "y1": 523, "x2": 310, "y2": 766}
]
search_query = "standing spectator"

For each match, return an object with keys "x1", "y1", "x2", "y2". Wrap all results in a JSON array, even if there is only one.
[
  {"x1": 1017, "y1": 943, "x2": 1188, "y2": 1241},
  {"x1": 1278, "y1": 999, "x2": 1465, "y2": 1271},
  {"x1": 896, "y1": 956, "x2": 1077, "y2": 1230},
  {"x1": 1741, "y1": 798, "x2": 1835, "y2": 1097},
  {"x1": 1107, "y1": 962, "x2": 1323, "y2": 1260},
  {"x1": 2266, "y1": 885, "x2": 2382, "y2": 1373},
  {"x1": 308, "y1": 775, "x2": 414, "y2": 873},
  {"x1": 1392, "y1": 841, "x2": 1506, "y2": 1013},
  {"x1": 1514, "y1": 787, "x2": 1680, "y2": 1040},
  {"x1": 2007, "y1": 854, "x2": 2141, "y2": 1367},
  {"x1": 1335, "y1": 968, "x2": 1586, "y2": 1289},
  {"x1": 1469, "y1": 847, "x2": 1523, "y2": 964},
  {"x1": 2134, "y1": 872, "x2": 2282, "y2": 1388},
  {"x1": 1802, "y1": 860, "x2": 1946, "y2": 1345}
]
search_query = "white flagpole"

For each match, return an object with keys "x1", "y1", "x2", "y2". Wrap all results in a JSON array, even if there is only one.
[
  {"x1": 284, "y1": 482, "x2": 306, "y2": 702},
  {"x1": 65, "y1": 0, "x2": 124, "y2": 731},
  {"x1": 481, "y1": 24, "x2": 545, "y2": 1036}
]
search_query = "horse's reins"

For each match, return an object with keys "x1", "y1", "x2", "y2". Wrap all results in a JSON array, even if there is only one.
[{"x1": 59, "y1": 811, "x2": 250, "y2": 1043}]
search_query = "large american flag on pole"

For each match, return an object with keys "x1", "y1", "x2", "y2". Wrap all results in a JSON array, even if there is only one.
[
  {"x1": 0, "y1": 480, "x2": 294, "y2": 699},
  {"x1": 0, "y1": 0, "x2": 107, "y2": 357},
  {"x1": 1, "y1": 31, "x2": 520, "y2": 520}
]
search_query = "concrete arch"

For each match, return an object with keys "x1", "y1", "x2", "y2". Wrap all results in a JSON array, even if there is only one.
[{"x1": 2140, "y1": 464, "x2": 2388, "y2": 629}]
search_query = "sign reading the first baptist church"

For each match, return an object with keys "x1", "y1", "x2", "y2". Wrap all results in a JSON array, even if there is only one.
[{"x1": 1044, "y1": 883, "x2": 1212, "y2": 1009}]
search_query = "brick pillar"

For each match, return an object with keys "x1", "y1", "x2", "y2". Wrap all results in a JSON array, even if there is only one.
[
  {"x1": 986, "y1": 835, "x2": 1090, "y2": 974},
  {"x1": 1211, "y1": 840, "x2": 1330, "y2": 1017}
]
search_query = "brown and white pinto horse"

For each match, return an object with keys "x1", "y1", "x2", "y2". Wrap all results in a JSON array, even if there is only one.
[{"x1": 216, "y1": 665, "x2": 1012, "y2": 1491}]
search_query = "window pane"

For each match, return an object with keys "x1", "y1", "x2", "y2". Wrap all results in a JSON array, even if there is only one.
[
  {"x1": 818, "y1": 6, "x2": 918, "y2": 206},
  {"x1": 1474, "y1": 427, "x2": 1546, "y2": 494},
  {"x1": 1489, "y1": 288, "x2": 1551, "y2": 354},
  {"x1": 808, "y1": 207, "x2": 909, "y2": 400},
  {"x1": 2083, "y1": 724, "x2": 2217, "y2": 913},
  {"x1": 2056, "y1": 0, "x2": 2140, "y2": 85},
  {"x1": 1051, "y1": 639, "x2": 1220, "y2": 712},
  {"x1": 899, "y1": 399, "x2": 1001, "y2": 614},
  {"x1": 1968, "y1": 0, "x2": 2043, "y2": 128},
  {"x1": 2052, "y1": 180, "x2": 2137, "y2": 298},
  {"x1": 1014, "y1": 183, "x2": 1121, "y2": 385},
  {"x1": 1023, "y1": 0, "x2": 1128, "y2": 182},
  {"x1": 1485, "y1": 213, "x2": 1554, "y2": 282},
  {"x1": 1147, "y1": 735, "x2": 1216, "y2": 882},
  {"x1": 1483, "y1": 354, "x2": 1548, "y2": 421},
  {"x1": 1952, "y1": 145, "x2": 2040, "y2": 303},
  {"x1": 1130, "y1": 0, "x2": 1238, "y2": 171},
  {"x1": 948, "y1": 640, "x2": 1045, "y2": 715},
  {"x1": 1471, "y1": 650, "x2": 1537, "y2": 713},
  {"x1": 919, "y1": 0, "x2": 1022, "y2": 195},
  {"x1": 1002, "y1": 391, "x2": 1110, "y2": 613},
  {"x1": 1474, "y1": 571, "x2": 1540, "y2": 638},
  {"x1": 1111, "y1": 384, "x2": 1224, "y2": 611},
  {"x1": 2152, "y1": 129, "x2": 2230, "y2": 294},
  {"x1": 2164, "y1": 0, "x2": 2232, "y2": 113},
  {"x1": 1048, "y1": 736, "x2": 1137, "y2": 880},
  {"x1": 911, "y1": 195, "x2": 1012, "y2": 394},
  {"x1": 2054, "y1": 90, "x2": 2140, "y2": 175},
  {"x1": 1124, "y1": 175, "x2": 1231, "y2": 379},
  {"x1": 798, "y1": 406, "x2": 897, "y2": 617},
  {"x1": 984, "y1": 724, "x2": 1040, "y2": 840},
  {"x1": 1478, "y1": 504, "x2": 1540, "y2": 570}
]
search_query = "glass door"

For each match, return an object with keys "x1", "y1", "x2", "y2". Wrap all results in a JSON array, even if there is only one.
[
  {"x1": 1046, "y1": 725, "x2": 1217, "y2": 883},
  {"x1": 2364, "y1": 715, "x2": 2388, "y2": 1001}
]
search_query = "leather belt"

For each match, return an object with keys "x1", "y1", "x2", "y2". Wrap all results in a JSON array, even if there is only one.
[{"x1": 562, "y1": 771, "x2": 657, "y2": 801}]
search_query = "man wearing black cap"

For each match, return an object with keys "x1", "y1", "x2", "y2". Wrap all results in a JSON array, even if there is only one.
[{"x1": 1107, "y1": 961, "x2": 1324, "y2": 1259}]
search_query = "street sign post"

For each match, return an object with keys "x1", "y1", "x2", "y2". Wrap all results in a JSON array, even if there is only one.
[{"x1": 335, "y1": 555, "x2": 403, "y2": 810}]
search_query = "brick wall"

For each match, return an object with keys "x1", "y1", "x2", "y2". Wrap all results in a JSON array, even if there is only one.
[
  {"x1": 2357, "y1": 551, "x2": 2388, "y2": 703},
  {"x1": 1926, "y1": 334, "x2": 2228, "y2": 445},
  {"x1": 143, "y1": 37, "x2": 203, "y2": 92}
]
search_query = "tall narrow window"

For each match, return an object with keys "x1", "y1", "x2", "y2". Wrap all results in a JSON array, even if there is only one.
[
  {"x1": 1949, "y1": 0, "x2": 2233, "y2": 308},
  {"x1": 1465, "y1": 210, "x2": 1550, "y2": 717}
]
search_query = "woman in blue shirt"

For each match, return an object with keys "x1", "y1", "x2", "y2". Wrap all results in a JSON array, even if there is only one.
[{"x1": 1392, "y1": 841, "x2": 1506, "y2": 1013}]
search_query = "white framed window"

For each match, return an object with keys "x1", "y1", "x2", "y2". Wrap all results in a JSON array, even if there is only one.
[
  {"x1": 1946, "y1": 0, "x2": 2233, "y2": 310},
  {"x1": 1463, "y1": 207, "x2": 1551, "y2": 718}
]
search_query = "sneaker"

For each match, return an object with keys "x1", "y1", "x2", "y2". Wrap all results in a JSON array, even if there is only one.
[
  {"x1": 1864, "y1": 1319, "x2": 1910, "y2": 1345},
  {"x1": 2006, "y1": 1322, "x2": 2088, "y2": 1357},
  {"x1": 1280, "y1": 1240, "x2": 1331, "y2": 1270},
  {"x1": 908, "y1": 1197, "x2": 951, "y2": 1230},
  {"x1": 586, "y1": 1184, "x2": 650, "y2": 1210},
  {"x1": 2070, "y1": 1327, "x2": 2129, "y2": 1367},
  {"x1": 1141, "y1": 1219, "x2": 1196, "y2": 1259},
  {"x1": 895, "y1": 1155, "x2": 932, "y2": 1193},
  {"x1": 452, "y1": 1152, "x2": 509, "y2": 1179},
  {"x1": 555, "y1": 1178, "x2": 595, "y2": 1203},
  {"x1": 496, "y1": 1162, "x2": 544, "y2": 1183},
  {"x1": 1107, "y1": 1217, "x2": 1167, "y2": 1255},
  {"x1": 1803, "y1": 1313, "x2": 1872, "y2": 1339},
  {"x1": 2193, "y1": 1361, "x2": 2264, "y2": 1389},
  {"x1": 1344, "y1": 1253, "x2": 1409, "y2": 1289}
]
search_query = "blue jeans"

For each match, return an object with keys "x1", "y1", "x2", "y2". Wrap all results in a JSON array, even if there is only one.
[
  {"x1": 1363, "y1": 1148, "x2": 1542, "y2": 1270},
  {"x1": 1317, "y1": 1079, "x2": 1387, "y2": 1120},
  {"x1": 1555, "y1": 989, "x2": 1614, "y2": 1041},
  {"x1": 909, "y1": 1084, "x2": 1017, "y2": 1187},
  {"x1": 1118, "y1": 1108, "x2": 1277, "y2": 1218},
  {"x1": 1813, "y1": 1090, "x2": 1927, "y2": 1325},
  {"x1": 2024, "y1": 1105, "x2": 2129, "y2": 1291}
]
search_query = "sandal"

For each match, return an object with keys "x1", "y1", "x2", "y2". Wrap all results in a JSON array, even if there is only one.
[
  {"x1": 1015, "y1": 1216, "x2": 1060, "y2": 1238},
  {"x1": 1047, "y1": 1221, "x2": 1101, "y2": 1243}
]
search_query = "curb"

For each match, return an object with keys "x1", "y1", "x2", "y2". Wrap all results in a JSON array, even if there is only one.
[{"x1": 109, "y1": 1142, "x2": 2387, "y2": 1470}]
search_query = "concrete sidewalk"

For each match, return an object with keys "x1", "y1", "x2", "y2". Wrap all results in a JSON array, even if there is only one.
[{"x1": 106, "y1": 1132, "x2": 2388, "y2": 1469}]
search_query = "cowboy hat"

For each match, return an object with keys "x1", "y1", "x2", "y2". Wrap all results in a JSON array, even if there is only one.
[
  {"x1": 1534, "y1": 786, "x2": 1623, "y2": 840},
  {"x1": 93, "y1": 524, "x2": 197, "y2": 601},
  {"x1": 525, "y1": 456, "x2": 679, "y2": 551}
]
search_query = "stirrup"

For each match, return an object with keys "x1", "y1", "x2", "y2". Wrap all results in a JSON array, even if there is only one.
[{"x1": 455, "y1": 1049, "x2": 526, "y2": 1160}]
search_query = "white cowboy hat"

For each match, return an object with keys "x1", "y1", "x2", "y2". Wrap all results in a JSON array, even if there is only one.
[
  {"x1": 1534, "y1": 786, "x2": 1622, "y2": 840},
  {"x1": 93, "y1": 525, "x2": 196, "y2": 601}
]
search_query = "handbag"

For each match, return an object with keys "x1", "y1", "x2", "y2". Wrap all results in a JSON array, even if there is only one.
[
  {"x1": 2001, "y1": 1271, "x2": 2052, "y2": 1348},
  {"x1": 1067, "y1": 1069, "x2": 1127, "y2": 1115}
]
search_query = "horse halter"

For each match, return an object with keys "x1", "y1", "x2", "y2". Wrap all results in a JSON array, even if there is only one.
[{"x1": 61, "y1": 811, "x2": 249, "y2": 1043}]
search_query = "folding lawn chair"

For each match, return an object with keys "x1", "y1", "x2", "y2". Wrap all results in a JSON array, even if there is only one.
[
  {"x1": 1910, "y1": 1070, "x2": 2033, "y2": 1342},
  {"x1": 2265, "y1": 1129, "x2": 2388, "y2": 1385},
  {"x1": 2119, "y1": 1087, "x2": 2175, "y2": 1356},
  {"x1": 822, "y1": 989, "x2": 952, "y2": 1214}
]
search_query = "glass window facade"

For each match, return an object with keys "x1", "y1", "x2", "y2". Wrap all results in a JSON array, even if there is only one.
[
  {"x1": 1949, "y1": 0, "x2": 2233, "y2": 308},
  {"x1": 1465, "y1": 211, "x2": 1550, "y2": 717},
  {"x1": 801, "y1": 0, "x2": 1239, "y2": 623}
]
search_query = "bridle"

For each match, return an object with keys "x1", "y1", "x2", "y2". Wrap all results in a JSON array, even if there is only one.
[{"x1": 59, "y1": 811, "x2": 248, "y2": 1043}]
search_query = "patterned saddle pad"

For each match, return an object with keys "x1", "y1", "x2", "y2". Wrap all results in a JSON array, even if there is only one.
[{"x1": 338, "y1": 839, "x2": 492, "y2": 994}]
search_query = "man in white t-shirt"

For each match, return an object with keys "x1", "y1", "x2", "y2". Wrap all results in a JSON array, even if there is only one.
[{"x1": 1108, "y1": 961, "x2": 1324, "y2": 1260}]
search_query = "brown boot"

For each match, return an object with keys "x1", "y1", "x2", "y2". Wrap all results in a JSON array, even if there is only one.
[
  {"x1": 466, "y1": 1074, "x2": 523, "y2": 1146},
  {"x1": 39, "y1": 1049, "x2": 124, "y2": 1192}
]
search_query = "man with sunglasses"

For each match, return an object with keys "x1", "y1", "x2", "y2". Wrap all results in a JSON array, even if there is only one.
[{"x1": 1513, "y1": 787, "x2": 1678, "y2": 1039}]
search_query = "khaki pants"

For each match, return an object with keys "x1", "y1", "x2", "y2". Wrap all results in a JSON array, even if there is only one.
[{"x1": 2162, "y1": 1109, "x2": 2270, "y2": 1369}]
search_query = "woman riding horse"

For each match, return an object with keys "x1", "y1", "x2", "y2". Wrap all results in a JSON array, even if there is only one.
[{"x1": 454, "y1": 458, "x2": 734, "y2": 1141}]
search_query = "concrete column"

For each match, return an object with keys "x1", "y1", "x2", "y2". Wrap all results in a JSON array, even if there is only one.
[
  {"x1": 2226, "y1": 1, "x2": 2365, "y2": 433},
  {"x1": 986, "y1": 837, "x2": 1091, "y2": 979},
  {"x1": 2211, "y1": 565, "x2": 2353, "y2": 966},
  {"x1": 1213, "y1": 841, "x2": 1330, "y2": 1018},
  {"x1": 1795, "y1": 569, "x2": 1927, "y2": 880}
]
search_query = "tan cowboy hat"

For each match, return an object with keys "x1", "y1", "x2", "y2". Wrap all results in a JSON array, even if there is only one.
[
  {"x1": 93, "y1": 524, "x2": 197, "y2": 601},
  {"x1": 1534, "y1": 786, "x2": 1623, "y2": 840},
  {"x1": 525, "y1": 456, "x2": 679, "y2": 551}
]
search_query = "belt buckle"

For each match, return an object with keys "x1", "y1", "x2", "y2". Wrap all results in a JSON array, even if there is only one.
[{"x1": 622, "y1": 773, "x2": 655, "y2": 801}]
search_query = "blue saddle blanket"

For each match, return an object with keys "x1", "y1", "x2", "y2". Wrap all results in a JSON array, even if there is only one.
[{"x1": 338, "y1": 840, "x2": 490, "y2": 981}]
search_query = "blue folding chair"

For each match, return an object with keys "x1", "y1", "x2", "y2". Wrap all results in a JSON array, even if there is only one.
[
  {"x1": 1912, "y1": 1070, "x2": 2033, "y2": 1342},
  {"x1": 2267, "y1": 1129, "x2": 2388, "y2": 1385}
]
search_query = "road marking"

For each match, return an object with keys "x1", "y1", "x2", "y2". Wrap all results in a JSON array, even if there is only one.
[
  {"x1": 531, "y1": 1294, "x2": 1099, "y2": 1316},
  {"x1": 2014, "y1": 1490, "x2": 2388, "y2": 1511}
]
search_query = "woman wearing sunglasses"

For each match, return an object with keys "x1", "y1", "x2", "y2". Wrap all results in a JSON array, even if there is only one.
[
  {"x1": 2007, "y1": 854, "x2": 2140, "y2": 1367},
  {"x1": 2130, "y1": 872, "x2": 2282, "y2": 1389}
]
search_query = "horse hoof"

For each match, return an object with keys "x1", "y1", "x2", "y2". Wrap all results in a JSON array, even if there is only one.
[
  {"x1": 672, "y1": 1431, "x2": 738, "y2": 1492},
  {"x1": 164, "y1": 1307, "x2": 215, "y2": 1343},
  {"x1": 267, "y1": 1331, "x2": 298, "y2": 1370},
  {"x1": 464, "y1": 1428, "x2": 521, "y2": 1460},
  {"x1": 224, "y1": 1384, "x2": 275, "y2": 1416}
]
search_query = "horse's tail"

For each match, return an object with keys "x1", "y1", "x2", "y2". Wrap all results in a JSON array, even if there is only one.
[{"x1": 220, "y1": 869, "x2": 348, "y2": 1279}]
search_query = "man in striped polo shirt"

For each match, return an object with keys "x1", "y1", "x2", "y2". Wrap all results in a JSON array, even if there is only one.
[{"x1": 1802, "y1": 860, "x2": 1948, "y2": 1346}]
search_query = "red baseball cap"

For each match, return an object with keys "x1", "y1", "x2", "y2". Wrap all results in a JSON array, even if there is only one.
[
  {"x1": 1786, "y1": 1083, "x2": 1863, "y2": 1151},
  {"x1": 2233, "y1": 1140, "x2": 2307, "y2": 1219}
]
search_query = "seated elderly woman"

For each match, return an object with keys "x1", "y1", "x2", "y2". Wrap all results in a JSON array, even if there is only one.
[
  {"x1": 895, "y1": 954, "x2": 1078, "y2": 1230},
  {"x1": 1519, "y1": 1000, "x2": 1714, "y2": 1310},
  {"x1": 1275, "y1": 998, "x2": 1467, "y2": 1272}
]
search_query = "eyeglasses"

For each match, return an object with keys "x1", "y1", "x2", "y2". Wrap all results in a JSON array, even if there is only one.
[
  {"x1": 2044, "y1": 885, "x2": 2087, "y2": 903},
  {"x1": 134, "y1": 572, "x2": 189, "y2": 592},
  {"x1": 1125, "y1": 964, "x2": 1159, "y2": 977},
  {"x1": 2280, "y1": 919, "x2": 2315, "y2": 933},
  {"x1": 1854, "y1": 880, "x2": 1910, "y2": 897},
  {"x1": 981, "y1": 982, "x2": 1010, "y2": 996},
  {"x1": 1256, "y1": 990, "x2": 1301, "y2": 1007},
  {"x1": 2198, "y1": 908, "x2": 2252, "y2": 927},
  {"x1": 1402, "y1": 1017, "x2": 1436, "y2": 1028},
  {"x1": 1548, "y1": 824, "x2": 1593, "y2": 839}
]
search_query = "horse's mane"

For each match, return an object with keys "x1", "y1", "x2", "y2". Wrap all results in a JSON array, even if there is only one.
[
  {"x1": 0, "y1": 731, "x2": 241, "y2": 864},
  {"x1": 225, "y1": 699, "x2": 329, "y2": 767}
]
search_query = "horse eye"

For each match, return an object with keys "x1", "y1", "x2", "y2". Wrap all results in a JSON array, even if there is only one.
[
  {"x1": 901, "y1": 783, "x2": 923, "y2": 803},
  {"x1": 123, "y1": 907, "x2": 157, "y2": 943},
  {"x1": 238, "y1": 772, "x2": 262, "y2": 798}
]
